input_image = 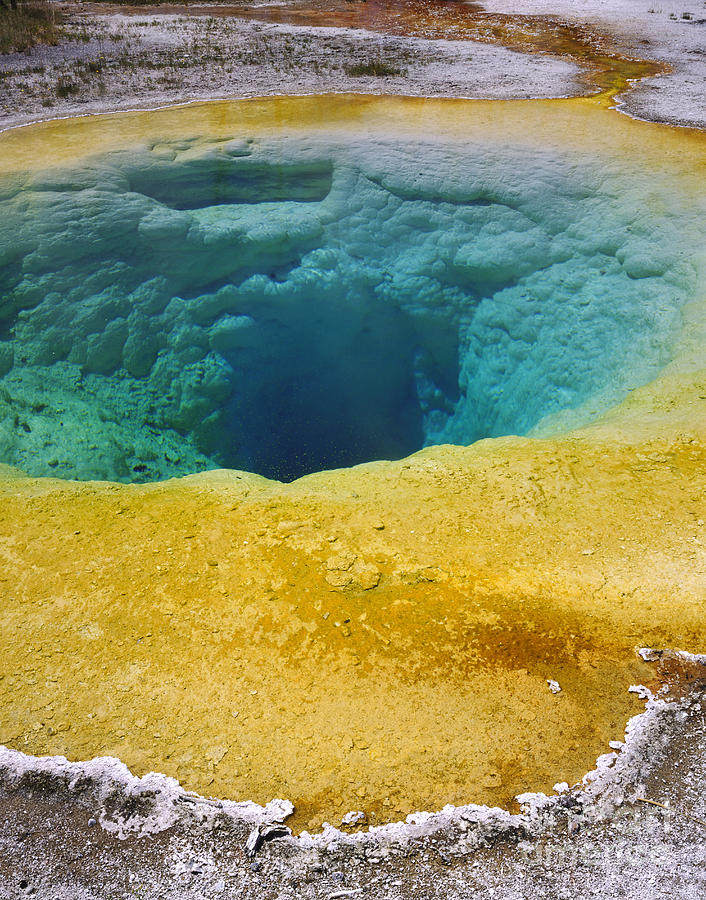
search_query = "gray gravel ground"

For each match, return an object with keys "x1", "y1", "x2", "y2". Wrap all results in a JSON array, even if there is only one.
[
  {"x1": 0, "y1": 7, "x2": 579, "y2": 131},
  {"x1": 480, "y1": 0, "x2": 706, "y2": 129}
]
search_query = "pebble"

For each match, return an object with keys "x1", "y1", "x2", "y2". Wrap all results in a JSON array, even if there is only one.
[{"x1": 341, "y1": 810, "x2": 366, "y2": 826}]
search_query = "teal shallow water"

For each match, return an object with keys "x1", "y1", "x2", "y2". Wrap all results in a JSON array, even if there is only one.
[{"x1": 0, "y1": 133, "x2": 702, "y2": 482}]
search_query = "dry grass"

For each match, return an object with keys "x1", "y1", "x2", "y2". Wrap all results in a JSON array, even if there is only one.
[
  {"x1": 0, "y1": 0, "x2": 60, "y2": 54},
  {"x1": 345, "y1": 58, "x2": 406, "y2": 77}
]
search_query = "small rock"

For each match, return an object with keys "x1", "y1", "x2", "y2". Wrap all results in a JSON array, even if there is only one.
[
  {"x1": 245, "y1": 823, "x2": 291, "y2": 857},
  {"x1": 325, "y1": 570, "x2": 354, "y2": 588},
  {"x1": 340, "y1": 810, "x2": 367, "y2": 827},
  {"x1": 325, "y1": 551, "x2": 356, "y2": 571},
  {"x1": 356, "y1": 563, "x2": 381, "y2": 590},
  {"x1": 547, "y1": 679, "x2": 562, "y2": 694},
  {"x1": 87, "y1": 817, "x2": 97, "y2": 827}
]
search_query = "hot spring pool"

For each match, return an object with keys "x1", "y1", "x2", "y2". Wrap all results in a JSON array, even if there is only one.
[{"x1": 1, "y1": 96, "x2": 705, "y2": 832}]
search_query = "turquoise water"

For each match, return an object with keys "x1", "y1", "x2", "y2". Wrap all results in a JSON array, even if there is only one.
[{"x1": 0, "y1": 135, "x2": 701, "y2": 482}]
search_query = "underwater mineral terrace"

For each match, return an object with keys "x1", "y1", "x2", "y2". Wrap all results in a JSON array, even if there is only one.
[
  {"x1": 0, "y1": 95, "x2": 705, "y2": 832},
  {"x1": 0, "y1": 99, "x2": 703, "y2": 482}
]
